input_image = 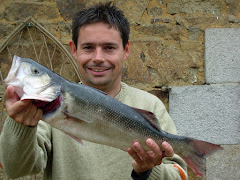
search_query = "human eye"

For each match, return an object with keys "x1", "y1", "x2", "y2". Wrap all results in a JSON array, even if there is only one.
[
  {"x1": 80, "y1": 43, "x2": 95, "y2": 51},
  {"x1": 107, "y1": 46, "x2": 115, "y2": 50},
  {"x1": 104, "y1": 45, "x2": 116, "y2": 52},
  {"x1": 83, "y1": 46, "x2": 93, "y2": 50}
]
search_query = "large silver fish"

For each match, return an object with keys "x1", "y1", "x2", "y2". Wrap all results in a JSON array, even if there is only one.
[{"x1": 4, "y1": 55, "x2": 222, "y2": 177}]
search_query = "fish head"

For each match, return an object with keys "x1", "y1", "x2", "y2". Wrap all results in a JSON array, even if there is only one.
[{"x1": 4, "y1": 55, "x2": 62, "y2": 115}]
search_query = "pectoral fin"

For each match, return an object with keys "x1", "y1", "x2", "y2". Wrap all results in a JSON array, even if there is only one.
[{"x1": 62, "y1": 110, "x2": 94, "y2": 123}]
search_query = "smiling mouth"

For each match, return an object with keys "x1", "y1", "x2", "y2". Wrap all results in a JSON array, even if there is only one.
[
  {"x1": 88, "y1": 68, "x2": 111, "y2": 73},
  {"x1": 91, "y1": 69, "x2": 106, "y2": 72}
]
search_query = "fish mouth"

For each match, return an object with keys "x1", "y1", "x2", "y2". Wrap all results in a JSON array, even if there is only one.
[{"x1": 33, "y1": 96, "x2": 61, "y2": 114}]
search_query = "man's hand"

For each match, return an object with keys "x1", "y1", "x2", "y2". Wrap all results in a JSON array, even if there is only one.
[
  {"x1": 4, "y1": 85, "x2": 42, "y2": 127},
  {"x1": 127, "y1": 138, "x2": 174, "y2": 174}
]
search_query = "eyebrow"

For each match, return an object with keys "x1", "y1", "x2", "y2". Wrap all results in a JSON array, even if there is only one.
[{"x1": 80, "y1": 42, "x2": 119, "y2": 47}]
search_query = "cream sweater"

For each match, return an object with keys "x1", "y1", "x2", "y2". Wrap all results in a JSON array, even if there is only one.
[{"x1": 0, "y1": 82, "x2": 187, "y2": 179}]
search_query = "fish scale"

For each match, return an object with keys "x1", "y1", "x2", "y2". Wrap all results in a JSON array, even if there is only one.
[{"x1": 4, "y1": 55, "x2": 223, "y2": 177}]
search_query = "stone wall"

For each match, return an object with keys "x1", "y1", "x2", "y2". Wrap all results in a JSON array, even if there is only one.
[
  {"x1": 169, "y1": 28, "x2": 240, "y2": 180},
  {"x1": 0, "y1": 0, "x2": 240, "y2": 179}
]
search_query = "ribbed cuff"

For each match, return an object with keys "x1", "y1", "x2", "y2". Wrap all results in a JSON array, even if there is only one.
[
  {"x1": 4, "y1": 117, "x2": 37, "y2": 140},
  {"x1": 147, "y1": 166, "x2": 163, "y2": 179}
]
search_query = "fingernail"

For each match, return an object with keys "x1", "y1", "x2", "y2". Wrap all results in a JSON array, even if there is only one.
[
  {"x1": 133, "y1": 141, "x2": 140, "y2": 149},
  {"x1": 163, "y1": 142, "x2": 168, "y2": 149},
  {"x1": 146, "y1": 139, "x2": 153, "y2": 146}
]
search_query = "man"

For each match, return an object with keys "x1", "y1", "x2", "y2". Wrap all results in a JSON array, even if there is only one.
[{"x1": 0, "y1": 2, "x2": 187, "y2": 180}]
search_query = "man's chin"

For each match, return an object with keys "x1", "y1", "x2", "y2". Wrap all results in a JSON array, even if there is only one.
[{"x1": 86, "y1": 79, "x2": 111, "y2": 89}]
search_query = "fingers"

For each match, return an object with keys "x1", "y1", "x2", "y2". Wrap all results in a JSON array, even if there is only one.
[
  {"x1": 5, "y1": 85, "x2": 29, "y2": 117},
  {"x1": 127, "y1": 142, "x2": 155, "y2": 173},
  {"x1": 16, "y1": 101, "x2": 42, "y2": 126},
  {"x1": 31, "y1": 108, "x2": 43, "y2": 126},
  {"x1": 4, "y1": 85, "x2": 20, "y2": 107},
  {"x1": 127, "y1": 146, "x2": 142, "y2": 165},
  {"x1": 146, "y1": 140, "x2": 174, "y2": 159},
  {"x1": 162, "y1": 141, "x2": 174, "y2": 157},
  {"x1": 4, "y1": 85, "x2": 42, "y2": 127},
  {"x1": 4, "y1": 85, "x2": 15, "y2": 99},
  {"x1": 7, "y1": 99, "x2": 30, "y2": 117},
  {"x1": 146, "y1": 138, "x2": 162, "y2": 160},
  {"x1": 127, "y1": 139, "x2": 163, "y2": 173},
  {"x1": 127, "y1": 138, "x2": 175, "y2": 173}
]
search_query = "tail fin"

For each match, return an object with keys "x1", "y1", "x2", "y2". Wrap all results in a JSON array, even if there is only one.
[{"x1": 181, "y1": 138, "x2": 223, "y2": 177}]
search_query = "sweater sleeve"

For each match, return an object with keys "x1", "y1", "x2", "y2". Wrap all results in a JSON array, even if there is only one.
[
  {"x1": 0, "y1": 117, "x2": 52, "y2": 179},
  {"x1": 148, "y1": 154, "x2": 188, "y2": 180},
  {"x1": 147, "y1": 100, "x2": 188, "y2": 180}
]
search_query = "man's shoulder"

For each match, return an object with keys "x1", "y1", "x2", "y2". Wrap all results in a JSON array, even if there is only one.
[
  {"x1": 119, "y1": 82, "x2": 159, "y2": 100},
  {"x1": 117, "y1": 82, "x2": 163, "y2": 109}
]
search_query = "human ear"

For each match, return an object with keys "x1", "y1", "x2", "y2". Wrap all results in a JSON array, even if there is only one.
[
  {"x1": 123, "y1": 42, "x2": 130, "y2": 61},
  {"x1": 69, "y1": 40, "x2": 78, "y2": 60}
]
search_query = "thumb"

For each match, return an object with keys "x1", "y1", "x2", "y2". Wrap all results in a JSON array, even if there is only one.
[{"x1": 4, "y1": 85, "x2": 20, "y2": 106}]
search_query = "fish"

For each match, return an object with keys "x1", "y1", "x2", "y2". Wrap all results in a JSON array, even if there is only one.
[{"x1": 4, "y1": 55, "x2": 222, "y2": 177}]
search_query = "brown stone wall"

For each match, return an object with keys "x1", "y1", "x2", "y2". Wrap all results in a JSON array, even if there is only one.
[
  {"x1": 1, "y1": 0, "x2": 240, "y2": 88},
  {"x1": 0, "y1": 0, "x2": 240, "y2": 179}
]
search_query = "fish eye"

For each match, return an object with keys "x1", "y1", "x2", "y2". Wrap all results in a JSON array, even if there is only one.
[{"x1": 31, "y1": 67, "x2": 41, "y2": 75}]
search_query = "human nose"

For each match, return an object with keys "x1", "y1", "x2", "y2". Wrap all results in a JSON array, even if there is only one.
[{"x1": 93, "y1": 47, "x2": 105, "y2": 62}]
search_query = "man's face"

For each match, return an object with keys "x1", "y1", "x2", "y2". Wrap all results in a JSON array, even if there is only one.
[{"x1": 70, "y1": 22, "x2": 130, "y2": 91}]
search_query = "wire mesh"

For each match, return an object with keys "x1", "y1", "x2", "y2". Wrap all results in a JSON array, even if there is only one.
[{"x1": 0, "y1": 17, "x2": 81, "y2": 180}]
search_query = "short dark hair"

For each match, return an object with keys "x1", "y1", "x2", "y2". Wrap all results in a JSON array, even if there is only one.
[{"x1": 71, "y1": 2, "x2": 130, "y2": 48}]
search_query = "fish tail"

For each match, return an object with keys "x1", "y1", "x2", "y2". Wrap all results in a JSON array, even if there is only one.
[{"x1": 180, "y1": 138, "x2": 222, "y2": 177}]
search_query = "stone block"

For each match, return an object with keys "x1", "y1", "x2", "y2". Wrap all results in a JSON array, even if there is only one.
[
  {"x1": 167, "y1": 1, "x2": 221, "y2": 16},
  {"x1": 205, "y1": 28, "x2": 240, "y2": 84},
  {"x1": 206, "y1": 144, "x2": 240, "y2": 180},
  {"x1": 124, "y1": 41, "x2": 198, "y2": 86},
  {"x1": 114, "y1": 0, "x2": 149, "y2": 24},
  {"x1": 0, "y1": 24, "x2": 15, "y2": 41},
  {"x1": 2, "y1": 2, "x2": 60, "y2": 21},
  {"x1": 169, "y1": 84, "x2": 240, "y2": 145},
  {"x1": 56, "y1": 0, "x2": 86, "y2": 20}
]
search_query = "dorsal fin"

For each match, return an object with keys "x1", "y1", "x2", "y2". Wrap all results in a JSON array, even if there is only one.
[{"x1": 132, "y1": 108, "x2": 162, "y2": 132}]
